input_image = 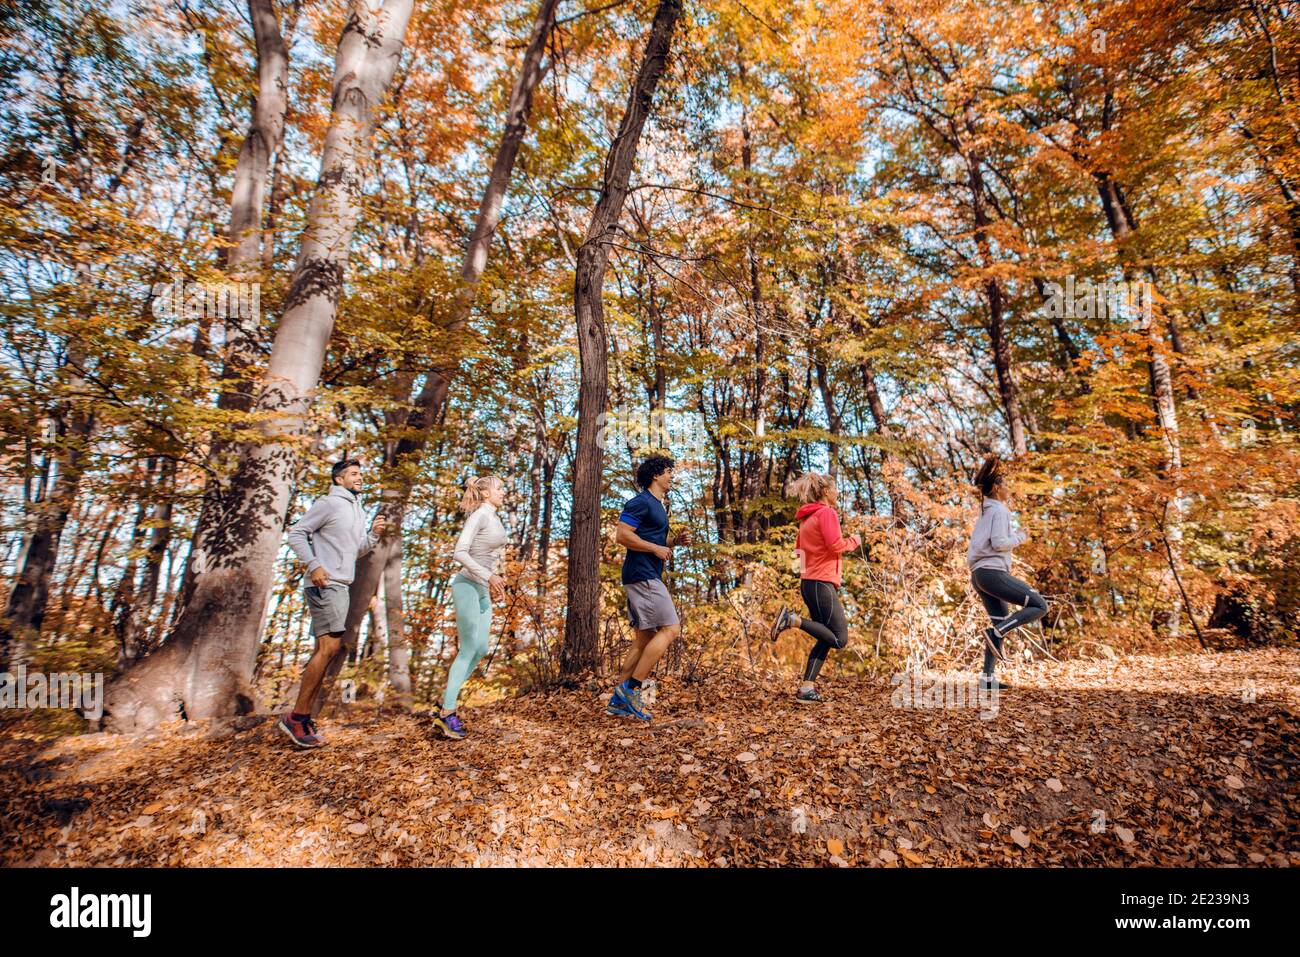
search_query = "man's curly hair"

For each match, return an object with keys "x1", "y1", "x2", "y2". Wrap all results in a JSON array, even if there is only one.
[{"x1": 635, "y1": 453, "x2": 675, "y2": 491}]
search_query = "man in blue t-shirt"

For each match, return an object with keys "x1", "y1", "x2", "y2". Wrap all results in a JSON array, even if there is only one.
[{"x1": 606, "y1": 453, "x2": 691, "y2": 721}]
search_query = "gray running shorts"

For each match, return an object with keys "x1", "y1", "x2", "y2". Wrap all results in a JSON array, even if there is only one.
[
  {"x1": 624, "y1": 578, "x2": 680, "y2": 631},
  {"x1": 305, "y1": 581, "x2": 350, "y2": 636}
]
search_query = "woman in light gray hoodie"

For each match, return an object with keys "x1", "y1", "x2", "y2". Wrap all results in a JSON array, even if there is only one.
[
  {"x1": 968, "y1": 455, "x2": 1047, "y2": 689},
  {"x1": 434, "y1": 474, "x2": 510, "y2": 740}
]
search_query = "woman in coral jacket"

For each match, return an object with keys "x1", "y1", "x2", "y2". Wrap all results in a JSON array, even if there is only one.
[{"x1": 769, "y1": 472, "x2": 861, "y2": 703}]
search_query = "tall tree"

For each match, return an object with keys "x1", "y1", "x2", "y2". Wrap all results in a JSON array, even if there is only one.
[
  {"x1": 561, "y1": 0, "x2": 684, "y2": 676},
  {"x1": 0, "y1": 29, "x2": 148, "y2": 667},
  {"x1": 102, "y1": 0, "x2": 416, "y2": 730},
  {"x1": 315, "y1": 0, "x2": 562, "y2": 712},
  {"x1": 177, "y1": 0, "x2": 293, "y2": 614}
]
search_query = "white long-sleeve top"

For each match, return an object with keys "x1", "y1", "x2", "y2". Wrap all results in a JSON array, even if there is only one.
[
  {"x1": 286, "y1": 485, "x2": 379, "y2": 585},
  {"x1": 966, "y1": 498, "x2": 1027, "y2": 573},
  {"x1": 453, "y1": 503, "x2": 509, "y2": 585}
]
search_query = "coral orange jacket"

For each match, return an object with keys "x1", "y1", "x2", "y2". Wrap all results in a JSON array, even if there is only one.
[{"x1": 795, "y1": 501, "x2": 860, "y2": 586}]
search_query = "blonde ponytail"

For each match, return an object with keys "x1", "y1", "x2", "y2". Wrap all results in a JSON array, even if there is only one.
[
  {"x1": 459, "y1": 474, "x2": 503, "y2": 514},
  {"x1": 787, "y1": 472, "x2": 835, "y2": 505}
]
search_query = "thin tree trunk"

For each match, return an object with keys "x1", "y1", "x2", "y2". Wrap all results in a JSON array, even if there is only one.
[
  {"x1": 102, "y1": 0, "x2": 416, "y2": 730},
  {"x1": 814, "y1": 359, "x2": 842, "y2": 479},
  {"x1": 1095, "y1": 171, "x2": 1186, "y2": 636},
  {"x1": 337, "y1": 0, "x2": 561, "y2": 660},
  {"x1": 959, "y1": 102, "x2": 1028, "y2": 456},
  {"x1": 383, "y1": 535, "x2": 411, "y2": 702},
  {"x1": 137, "y1": 458, "x2": 176, "y2": 612},
  {"x1": 738, "y1": 97, "x2": 768, "y2": 542},
  {"x1": 561, "y1": 0, "x2": 683, "y2": 676},
  {"x1": 0, "y1": 286, "x2": 97, "y2": 669},
  {"x1": 538, "y1": 447, "x2": 556, "y2": 587},
  {"x1": 0, "y1": 108, "x2": 144, "y2": 665},
  {"x1": 111, "y1": 472, "x2": 151, "y2": 664}
]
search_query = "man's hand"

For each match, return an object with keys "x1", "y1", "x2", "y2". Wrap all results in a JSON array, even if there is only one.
[
  {"x1": 488, "y1": 574, "x2": 507, "y2": 602},
  {"x1": 371, "y1": 514, "x2": 388, "y2": 537},
  {"x1": 652, "y1": 544, "x2": 673, "y2": 562},
  {"x1": 309, "y1": 566, "x2": 331, "y2": 588},
  {"x1": 672, "y1": 528, "x2": 692, "y2": 546}
]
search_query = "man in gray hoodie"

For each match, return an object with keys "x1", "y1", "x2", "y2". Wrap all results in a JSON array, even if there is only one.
[{"x1": 278, "y1": 458, "x2": 386, "y2": 748}]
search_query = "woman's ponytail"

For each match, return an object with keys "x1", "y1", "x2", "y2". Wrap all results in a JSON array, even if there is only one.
[
  {"x1": 459, "y1": 474, "x2": 503, "y2": 514},
  {"x1": 972, "y1": 455, "x2": 1003, "y2": 504},
  {"x1": 787, "y1": 472, "x2": 833, "y2": 504}
]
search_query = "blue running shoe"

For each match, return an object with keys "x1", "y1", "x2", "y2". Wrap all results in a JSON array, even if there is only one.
[
  {"x1": 434, "y1": 711, "x2": 467, "y2": 740},
  {"x1": 606, "y1": 692, "x2": 631, "y2": 717},
  {"x1": 614, "y1": 682, "x2": 652, "y2": 721}
]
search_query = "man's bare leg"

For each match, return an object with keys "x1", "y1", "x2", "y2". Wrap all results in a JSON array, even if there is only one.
[
  {"x1": 630, "y1": 624, "x2": 680, "y2": 682},
  {"x1": 293, "y1": 633, "x2": 343, "y2": 715},
  {"x1": 618, "y1": 628, "x2": 656, "y2": 685},
  {"x1": 307, "y1": 638, "x2": 354, "y2": 718}
]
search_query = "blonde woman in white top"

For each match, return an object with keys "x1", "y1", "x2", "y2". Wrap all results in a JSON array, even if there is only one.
[
  {"x1": 435, "y1": 475, "x2": 509, "y2": 740},
  {"x1": 968, "y1": 455, "x2": 1048, "y2": 690}
]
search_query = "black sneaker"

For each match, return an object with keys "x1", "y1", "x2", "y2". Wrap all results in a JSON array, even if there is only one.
[
  {"x1": 770, "y1": 606, "x2": 795, "y2": 641},
  {"x1": 983, "y1": 626, "x2": 1008, "y2": 664},
  {"x1": 795, "y1": 686, "x2": 824, "y2": 704},
  {"x1": 978, "y1": 676, "x2": 1012, "y2": 692}
]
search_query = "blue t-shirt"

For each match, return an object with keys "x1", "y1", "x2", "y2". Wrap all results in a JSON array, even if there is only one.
[{"x1": 618, "y1": 489, "x2": 670, "y2": 584}]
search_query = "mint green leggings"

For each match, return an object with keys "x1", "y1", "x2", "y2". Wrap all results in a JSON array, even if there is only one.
[{"x1": 444, "y1": 574, "x2": 492, "y2": 712}]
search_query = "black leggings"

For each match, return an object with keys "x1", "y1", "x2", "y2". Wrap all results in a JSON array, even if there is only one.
[
  {"x1": 971, "y1": 567, "x2": 1047, "y2": 675},
  {"x1": 799, "y1": 579, "x2": 848, "y2": 681}
]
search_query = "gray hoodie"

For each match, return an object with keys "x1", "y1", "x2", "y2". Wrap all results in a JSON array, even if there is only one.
[
  {"x1": 966, "y1": 498, "x2": 1027, "y2": 573},
  {"x1": 286, "y1": 485, "x2": 379, "y2": 585}
]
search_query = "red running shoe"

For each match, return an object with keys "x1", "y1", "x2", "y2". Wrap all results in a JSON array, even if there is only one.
[{"x1": 278, "y1": 711, "x2": 324, "y2": 748}]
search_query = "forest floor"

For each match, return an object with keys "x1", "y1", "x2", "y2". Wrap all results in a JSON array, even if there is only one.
[{"x1": 1, "y1": 649, "x2": 1297, "y2": 867}]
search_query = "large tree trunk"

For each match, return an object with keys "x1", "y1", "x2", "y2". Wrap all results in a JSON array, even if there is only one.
[
  {"x1": 335, "y1": 0, "x2": 561, "y2": 666},
  {"x1": 176, "y1": 0, "x2": 292, "y2": 613},
  {"x1": 225, "y1": 0, "x2": 290, "y2": 363},
  {"x1": 102, "y1": 0, "x2": 416, "y2": 731},
  {"x1": 560, "y1": 0, "x2": 683, "y2": 676},
  {"x1": 983, "y1": 277, "x2": 1028, "y2": 456}
]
